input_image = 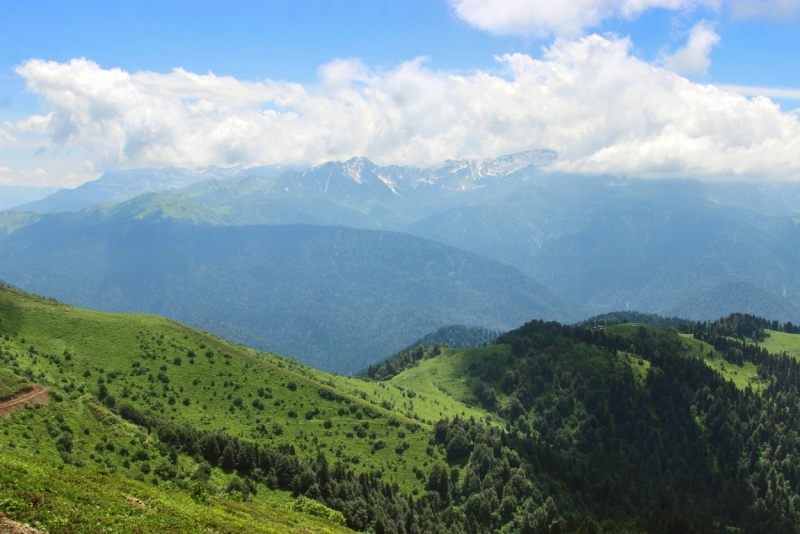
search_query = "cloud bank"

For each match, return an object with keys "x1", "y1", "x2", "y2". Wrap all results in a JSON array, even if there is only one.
[
  {"x1": 6, "y1": 34, "x2": 800, "y2": 181},
  {"x1": 448, "y1": 0, "x2": 798, "y2": 37},
  {"x1": 448, "y1": 0, "x2": 721, "y2": 37},
  {"x1": 729, "y1": 0, "x2": 800, "y2": 20}
]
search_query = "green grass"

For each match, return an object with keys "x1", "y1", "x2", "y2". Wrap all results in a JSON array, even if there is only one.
[
  {"x1": 306, "y1": 346, "x2": 502, "y2": 429},
  {"x1": 0, "y1": 449, "x2": 353, "y2": 533},
  {"x1": 388, "y1": 346, "x2": 506, "y2": 423},
  {"x1": 760, "y1": 329, "x2": 800, "y2": 361},
  {"x1": 0, "y1": 367, "x2": 29, "y2": 399}
]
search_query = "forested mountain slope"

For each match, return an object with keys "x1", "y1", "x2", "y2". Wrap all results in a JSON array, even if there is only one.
[
  {"x1": 0, "y1": 220, "x2": 578, "y2": 373},
  {"x1": 408, "y1": 177, "x2": 800, "y2": 320}
]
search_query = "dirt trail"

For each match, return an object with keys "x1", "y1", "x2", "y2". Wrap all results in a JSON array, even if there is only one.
[
  {"x1": 0, "y1": 384, "x2": 50, "y2": 418},
  {"x1": 0, "y1": 512, "x2": 45, "y2": 534}
]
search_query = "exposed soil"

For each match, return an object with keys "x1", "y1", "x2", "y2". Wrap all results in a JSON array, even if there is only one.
[
  {"x1": 0, "y1": 384, "x2": 50, "y2": 418},
  {"x1": 124, "y1": 496, "x2": 150, "y2": 508},
  {"x1": 0, "y1": 512, "x2": 45, "y2": 534}
]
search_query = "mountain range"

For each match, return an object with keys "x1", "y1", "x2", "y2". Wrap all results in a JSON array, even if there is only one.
[{"x1": 2, "y1": 150, "x2": 800, "y2": 371}]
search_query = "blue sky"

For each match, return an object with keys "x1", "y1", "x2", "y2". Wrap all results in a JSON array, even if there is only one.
[{"x1": 1, "y1": 0, "x2": 799, "y2": 186}]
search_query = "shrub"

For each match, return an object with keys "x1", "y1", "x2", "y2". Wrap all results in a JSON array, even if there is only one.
[
  {"x1": 286, "y1": 496, "x2": 346, "y2": 526},
  {"x1": 190, "y1": 482, "x2": 209, "y2": 504},
  {"x1": 55, "y1": 432, "x2": 73, "y2": 454}
]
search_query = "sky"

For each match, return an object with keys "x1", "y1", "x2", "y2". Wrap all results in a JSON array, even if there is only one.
[{"x1": 1, "y1": 0, "x2": 799, "y2": 187}]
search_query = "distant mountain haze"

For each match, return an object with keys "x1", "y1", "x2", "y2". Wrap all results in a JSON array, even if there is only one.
[
  {"x1": 0, "y1": 218, "x2": 579, "y2": 373},
  {"x1": 406, "y1": 177, "x2": 800, "y2": 321},
  {"x1": 0, "y1": 185, "x2": 59, "y2": 210},
  {"x1": 8, "y1": 164, "x2": 299, "y2": 213}
]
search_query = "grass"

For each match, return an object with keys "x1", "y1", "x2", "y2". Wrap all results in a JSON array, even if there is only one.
[
  {"x1": 760, "y1": 329, "x2": 800, "y2": 361},
  {"x1": 0, "y1": 449, "x2": 353, "y2": 533},
  {"x1": 307, "y1": 346, "x2": 503, "y2": 429},
  {"x1": 0, "y1": 367, "x2": 29, "y2": 400}
]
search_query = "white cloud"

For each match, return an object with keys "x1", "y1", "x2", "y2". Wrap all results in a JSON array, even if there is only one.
[
  {"x1": 0, "y1": 167, "x2": 11, "y2": 173},
  {"x1": 729, "y1": 0, "x2": 800, "y2": 19},
  {"x1": 721, "y1": 85, "x2": 800, "y2": 100},
  {"x1": 448, "y1": 0, "x2": 721, "y2": 37},
  {"x1": 19, "y1": 168, "x2": 50, "y2": 185},
  {"x1": 660, "y1": 20, "x2": 720, "y2": 75},
  {"x1": 9, "y1": 37, "x2": 800, "y2": 181}
]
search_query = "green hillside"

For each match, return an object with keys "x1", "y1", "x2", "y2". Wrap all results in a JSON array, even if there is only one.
[
  {"x1": 5, "y1": 286, "x2": 800, "y2": 532},
  {"x1": 0, "y1": 285, "x2": 441, "y2": 493},
  {"x1": 761, "y1": 329, "x2": 800, "y2": 360}
]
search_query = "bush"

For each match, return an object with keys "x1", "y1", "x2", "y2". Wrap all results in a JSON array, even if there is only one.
[
  {"x1": 190, "y1": 482, "x2": 209, "y2": 504},
  {"x1": 286, "y1": 496, "x2": 346, "y2": 526},
  {"x1": 155, "y1": 460, "x2": 177, "y2": 480},
  {"x1": 55, "y1": 432, "x2": 73, "y2": 454},
  {"x1": 317, "y1": 387, "x2": 344, "y2": 402}
]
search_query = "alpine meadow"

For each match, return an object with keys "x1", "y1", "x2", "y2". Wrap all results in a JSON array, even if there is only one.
[{"x1": 2, "y1": 1, "x2": 800, "y2": 533}]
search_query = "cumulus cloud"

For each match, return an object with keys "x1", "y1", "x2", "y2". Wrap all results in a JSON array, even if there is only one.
[
  {"x1": 448, "y1": 0, "x2": 721, "y2": 37},
  {"x1": 9, "y1": 36, "x2": 800, "y2": 180},
  {"x1": 729, "y1": 0, "x2": 800, "y2": 19},
  {"x1": 660, "y1": 20, "x2": 720, "y2": 75}
]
